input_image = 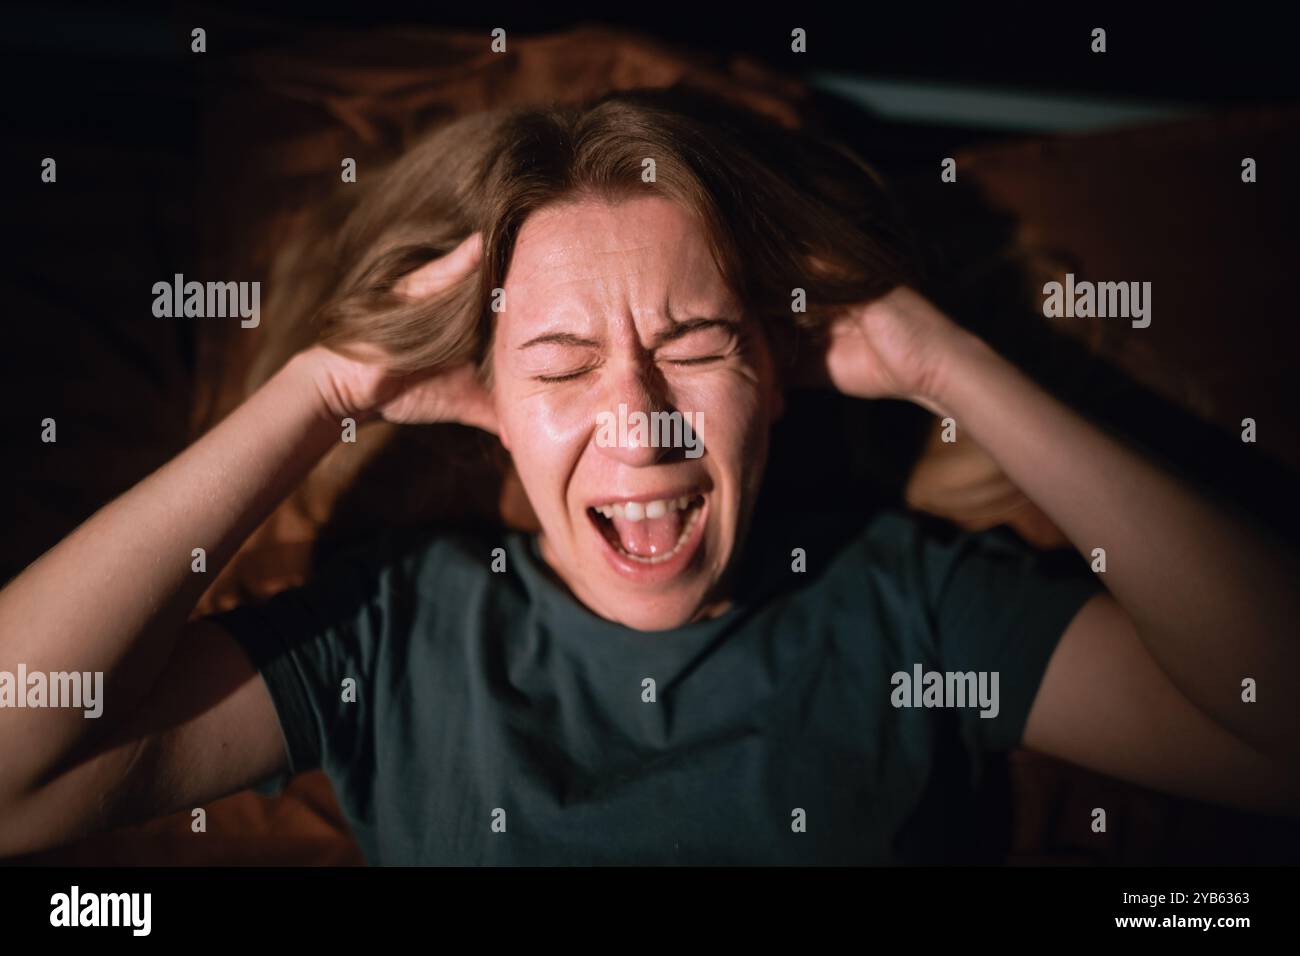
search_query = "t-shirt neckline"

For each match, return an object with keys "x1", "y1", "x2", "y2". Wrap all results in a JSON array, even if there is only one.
[{"x1": 505, "y1": 530, "x2": 755, "y2": 654}]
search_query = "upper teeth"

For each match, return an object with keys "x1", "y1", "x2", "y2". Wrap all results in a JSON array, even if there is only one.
[{"x1": 595, "y1": 496, "x2": 695, "y2": 522}]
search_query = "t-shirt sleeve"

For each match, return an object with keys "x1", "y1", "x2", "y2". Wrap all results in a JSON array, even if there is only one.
[
  {"x1": 202, "y1": 532, "x2": 403, "y2": 776},
  {"x1": 911, "y1": 516, "x2": 1105, "y2": 753}
]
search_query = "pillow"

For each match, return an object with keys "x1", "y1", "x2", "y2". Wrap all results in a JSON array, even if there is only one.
[{"x1": 896, "y1": 104, "x2": 1300, "y2": 544}]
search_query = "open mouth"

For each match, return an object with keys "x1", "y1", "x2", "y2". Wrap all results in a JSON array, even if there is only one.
[{"x1": 587, "y1": 492, "x2": 707, "y2": 566}]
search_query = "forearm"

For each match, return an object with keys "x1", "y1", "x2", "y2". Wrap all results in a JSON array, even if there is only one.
[
  {"x1": 0, "y1": 348, "x2": 340, "y2": 796},
  {"x1": 931, "y1": 331, "x2": 1300, "y2": 758}
]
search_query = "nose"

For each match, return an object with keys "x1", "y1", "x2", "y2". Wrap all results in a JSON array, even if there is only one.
[{"x1": 592, "y1": 358, "x2": 679, "y2": 467}]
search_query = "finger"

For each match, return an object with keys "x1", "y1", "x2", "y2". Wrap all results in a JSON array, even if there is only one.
[
  {"x1": 394, "y1": 232, "x2": 484, "y2": 299},
  {"x1": 457, "y1": 391, "x2": 500, "y2": 435},
  {"x1": 442, "y1": 366, "x2": 499, "y2": 434},
  {"x1": 381, "y1": 364, "x2": 499, "y2": 434}
]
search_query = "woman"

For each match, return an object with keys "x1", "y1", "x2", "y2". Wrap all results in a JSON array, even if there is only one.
[{"x1": 1, "y1": 88, "x2": 1296, "y2": 864}]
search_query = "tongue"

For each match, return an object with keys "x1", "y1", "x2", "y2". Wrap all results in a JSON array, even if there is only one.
[{"x1": 609, "y1": 508, "x2": 687, "y2": 558}]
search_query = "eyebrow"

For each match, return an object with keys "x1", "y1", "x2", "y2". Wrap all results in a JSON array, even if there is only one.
[
  {"x1": 517, "y1": 318, "x2": 739, "y2": 351},
  {"x1": 517, "y1": 331, "x2": 600, "y2": 350}
]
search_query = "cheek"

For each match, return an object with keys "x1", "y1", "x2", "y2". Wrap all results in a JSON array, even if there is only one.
[
  {"x1": 517, "y1": 391, "x2": 596, "y2": 448},
  {"x1": 495, "y1": 387, "x2": 592, "y2": 505},
  {"x1": 671, "y1": 371, "x2": 770, "y2": 459},
  {"x1": 492, "y1": 355, "x2": 592, "y2": 448}
]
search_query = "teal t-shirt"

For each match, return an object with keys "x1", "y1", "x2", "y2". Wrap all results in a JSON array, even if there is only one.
[{"x1": 209, "y1": 508, "x2": 1101, "y2": 865}]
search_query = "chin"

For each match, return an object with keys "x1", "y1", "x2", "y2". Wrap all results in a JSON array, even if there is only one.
[{"x1": 577, "y1": 549, "x2": 729, "y2": 632}]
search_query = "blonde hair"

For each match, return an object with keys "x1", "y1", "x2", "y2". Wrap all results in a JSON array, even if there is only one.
[{"x1": 253, "y1": 85, "x2": 919, "y2": 390}]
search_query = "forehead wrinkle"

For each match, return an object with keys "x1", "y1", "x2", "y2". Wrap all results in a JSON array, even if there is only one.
[
  {"x1": 510, "y1": 242, "x2": 669, "y2": 290},
  {"x1": 504, "y1": 202, "x2": 730, "y2": 339}
]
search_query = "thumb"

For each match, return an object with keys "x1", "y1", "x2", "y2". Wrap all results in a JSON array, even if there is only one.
[{"x1": 394, "y1": 232, "x2": 484, "y2": 299}]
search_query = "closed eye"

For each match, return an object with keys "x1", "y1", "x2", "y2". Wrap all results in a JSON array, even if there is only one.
[
  {"x1": 663, "y1": 355, "x2": 725, "y2": 367},
  {"x1": 535, "y1": 368, "x2": 593, "y2": 383},
  {"x1": 537, "y1": 354, "x2": 719, "y2": 381},
  {"x1": 655, "y1": 318, "x2": 740, "y2": 364}
]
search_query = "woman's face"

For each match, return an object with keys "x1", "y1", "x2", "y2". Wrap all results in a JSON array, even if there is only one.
[{"x1": 491, "y1": 196, "x2": 782, "y2": 631}]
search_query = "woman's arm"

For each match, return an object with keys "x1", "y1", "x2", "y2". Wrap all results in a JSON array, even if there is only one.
[
  {"x1": 929, "y1": 309, "x2": 1299, "y2": 759},
  {"x1": 0, "y1": 352, "x2": 338, "y2": 852},
  {"x1": 819, "y1": 287, "x2": 1300, "y2": 809},
  {"x1": 0, "y1": 234, "x2": 491, "y2": 855}
]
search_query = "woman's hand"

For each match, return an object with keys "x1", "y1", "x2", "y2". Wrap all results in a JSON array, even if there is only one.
[
  {"x1": 807, "y1": 286, "x2": 977, "y2": 416},
  {"x1": 304, "y1": 346, "x2": 498, "y2": 432},
  {"x1": 299, "y1": 233, "x2": 498, "y2": 433}
]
